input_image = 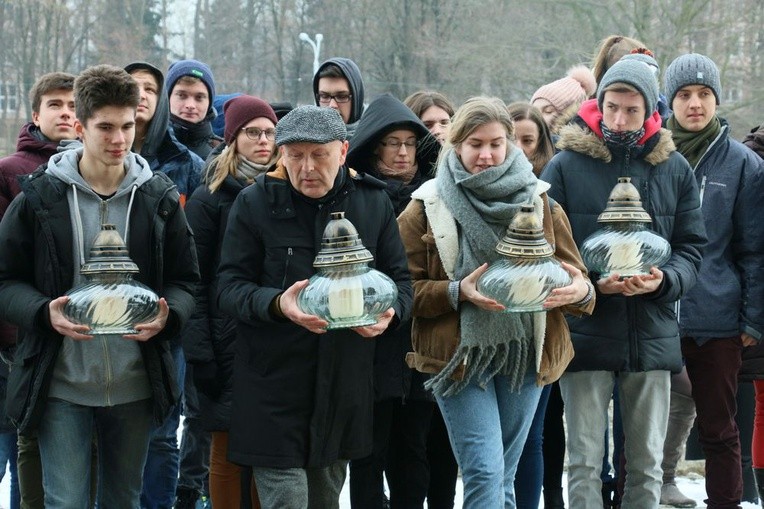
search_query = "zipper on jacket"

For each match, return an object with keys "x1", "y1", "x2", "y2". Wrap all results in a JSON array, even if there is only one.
[
  {"x1": 282, "y1": 248, "x2": 293, "y2": 289},
  {"x1": 699, "y1": 175, "x2": 707, "y2": 206},
  {"x1": 628, "y1": 299, "x2": 638, "y2": 369},
  {"x1": 102, "y1": 336, "x2": 113, "y2": 406}
]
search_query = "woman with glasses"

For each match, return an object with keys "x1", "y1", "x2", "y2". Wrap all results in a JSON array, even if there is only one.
[
  {"x1": 397, "y1": 97, "x2": 594, "y2": 508},
  {"x1": 404, "y1": 90, "x2": 455, "y2": 146},
  {"x1": 345, "y1": 92, "x2": 440, "y2": 508},
  {"x1": 183, "y1": 95, "x2": 279, "y2": 509}
]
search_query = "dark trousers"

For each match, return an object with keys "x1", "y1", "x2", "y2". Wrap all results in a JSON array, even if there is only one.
[
  {"x1": 426, "y1": 404, "x2": 458, "y2": 509},
  {"x1": 683, "y1": 336, "x2": 743, "y2": 509},
  {"x1": 349, "y1": 398, "x2": 433, "y2": 508},
  {"x1": 542, "y1": 382, "x2": 565, "y2": 495}
]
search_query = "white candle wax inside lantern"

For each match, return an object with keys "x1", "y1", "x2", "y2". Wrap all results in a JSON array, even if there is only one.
[
  {"x1": 607, "y1": 240, "x2": 643, "y2": 272},
  {"x1": 88, "y1": 295, "x2": 129, "y2": 328},
  {"x1": 327, "y1": 277, "x2": 365, "y2": 319},
  {"x1": 508, "y1": 274, "x2": 546, "y2": 306}
]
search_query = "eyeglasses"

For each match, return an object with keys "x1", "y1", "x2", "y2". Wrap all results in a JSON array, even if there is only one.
[
  {"x1": 423, "y1": 119, "x2": 451, "y2": 130},
  {"x1": 379, "y1": 139, "x2": 417, "y2": 150},
  {"x1": 241, "y1": 127, "x2": 276, "y2": 141},
  {"x1": 316, "y1": 92, "x2": 352, "y2": 104}
]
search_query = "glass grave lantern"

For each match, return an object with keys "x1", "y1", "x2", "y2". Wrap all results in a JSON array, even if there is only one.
[
  {"x1": 297, "y1": 212, "x2": 398, "y2": 330},
  {"x1": 477, "y1": 205, "x2": 572, "y2": 313},
  {"x1": 63, "y1": 224, "x2": 159, "y2": 334},
  {"x1": 580, "y1": 177, "x2": 671, "y2": 278}
]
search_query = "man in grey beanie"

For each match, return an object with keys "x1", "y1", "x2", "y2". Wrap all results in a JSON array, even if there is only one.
[
  {"x1": 664, "y1": 52, "x2": 764, "y2": 508},
  {"x1": 541, "y1": 56, "x2": 707, "y2": 507},
  {"x1": 215, "y1": 105, "x2": 412, "y2": 508}
]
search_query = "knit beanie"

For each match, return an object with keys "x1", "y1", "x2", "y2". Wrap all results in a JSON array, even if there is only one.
[
  {"x1": 597, "y1": 58, "x2": 659, "y2": 119},
  {"x1": 166, "y1": 59, "x2": 216, "y2": 103},
  {"x1": 276, "y1": 106, "x2": 347, "y2": 146},
  {"x1": 620, "y1": 52, "x2": 660, "y2": 80},
  {"x1": 223, "y1": 95, "x2": 278, "y2": 145},
  {"x1": 664, "y1": 53, "x2": 721, "y2": 106},
  {"x1": 531, "y1": 65, "x2": 597, "y2": 114}
]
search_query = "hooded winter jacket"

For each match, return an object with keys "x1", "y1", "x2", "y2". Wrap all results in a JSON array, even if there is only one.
[
  {"x1": 541, "y1": 99, "x2": 706, "y2": 373},
  {"x1": 345, "y1": 93, "x2": 441, "y2": 402},
  {"x1": 216, "y1": 163, "x2": 412, "y2": 468},
  {"x1": 675, "y1": 121, "x2": 764, "y2": 342},
  {"x1": 0, "y1": 151, "x2": 199, "y2": 433},
  {"x1": 312, "y1": 57, "x2": 365, "y2": 139},
  {"x1": 125, "y1": 62, "x2": 204, "y2": 206}
]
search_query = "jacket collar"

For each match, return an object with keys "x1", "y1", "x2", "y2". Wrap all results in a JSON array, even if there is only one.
[{"x1": 557, "y1": 100, "x2": 675, "y2": 166}]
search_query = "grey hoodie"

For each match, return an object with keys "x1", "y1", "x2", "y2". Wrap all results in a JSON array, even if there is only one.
[{"x1": 45, "y1": 148, "x2": 155, "y2": 407}]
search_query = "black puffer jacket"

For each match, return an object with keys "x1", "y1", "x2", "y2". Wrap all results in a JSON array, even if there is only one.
[
  {"x1": 346, "y1": 93, "x2": 440, "y2": 402},
  {"x1": 217, "y1": 165, "x2": 413, "y2": 468},
  {"x1": 541, "y1": 100, "x2": 706, "y2": 373},
  {"x1": 183, "y1": 173, "x2": 247, "y2": 431},
  {"x1": 0, "y1": 168, "x2": 199, "y2": 434}
]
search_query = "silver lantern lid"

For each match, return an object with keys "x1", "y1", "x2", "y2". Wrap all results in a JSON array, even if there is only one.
[
  {"x1": 597, "y1": 177, "x2": 652, "y2": 224},
  {"x1": 496, "y1": 205, "x2": 554, "y2": 258},
  {"x1": 80, "y1": 224, "x2": 139, "y2": 275},
  {"x1": 313, "y1": 212, "x2": 374, "y2": 267}
]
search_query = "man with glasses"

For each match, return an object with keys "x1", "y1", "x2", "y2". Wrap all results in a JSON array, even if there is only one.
[{"x1": 312, "y1": 57, "x2": 366, "y2": 139}]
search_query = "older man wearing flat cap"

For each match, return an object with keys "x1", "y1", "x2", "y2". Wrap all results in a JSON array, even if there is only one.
[{"x1": 216, "y1": 106, "x2": 412, "y2": 508}]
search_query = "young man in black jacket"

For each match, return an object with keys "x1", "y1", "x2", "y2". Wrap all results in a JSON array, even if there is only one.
[{"x1": 0, "y1": 64, "x2": 199, "y2": 507}]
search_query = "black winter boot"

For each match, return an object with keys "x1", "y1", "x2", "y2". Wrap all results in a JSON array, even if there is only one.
[
  {"x1": 174, "y1": 486, "x2": 200, "y2": 509},
  {"x1": 754, "y1": 468, "x2": 764, "y2": 506},
  {"x1": 543, "y1": 487, "x2": 565, "y2": 508}
]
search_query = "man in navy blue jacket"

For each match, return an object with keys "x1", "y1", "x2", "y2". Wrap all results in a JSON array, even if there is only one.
[{"x1": 664, "y1": 52, "x2": 764, "y2": 509}]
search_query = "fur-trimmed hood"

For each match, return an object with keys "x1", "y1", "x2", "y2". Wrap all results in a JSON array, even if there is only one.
[{"x1": 556, "y1": 99, "x2": 675, "y2": 166}]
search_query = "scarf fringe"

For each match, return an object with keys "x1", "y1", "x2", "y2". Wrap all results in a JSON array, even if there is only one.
[{"x1": 425, "y1": 340, "x2": 531, "y2": 398}]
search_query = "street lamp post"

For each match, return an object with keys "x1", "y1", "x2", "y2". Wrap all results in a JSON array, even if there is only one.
[{"x1": 299, "y1": 32, "x2": 323, "y2": 76}]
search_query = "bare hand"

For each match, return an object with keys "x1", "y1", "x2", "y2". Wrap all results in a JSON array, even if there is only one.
[
  {"x1": 543, "y1": 262, "x2": 590, "y2": 309},
  {"x1": 124, "y1": 298, "x2": 170, "y2": 342},
  {"x1": 597, "y1": 267, "x2": 663, "y2": 297},
  {"x1": 353, "y1": 308, "x2": 395, "y2": 338},
  {"x1": 49, "y1": 296, "x2": 92, "y2": 340},
  {"x1": 742, "y1": 332, "x2": 758, "y2": 347},
  {"x1": 459, "y1": 263, "x2": 505, "y2": 312},
  {"x1": 279, "y1": 280, "x2": 329, "y2": 334}
]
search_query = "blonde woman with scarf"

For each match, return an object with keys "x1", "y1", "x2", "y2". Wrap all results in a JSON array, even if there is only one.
[{"x1": 397, "y1": 97, "x2": 594, "y2": 508}]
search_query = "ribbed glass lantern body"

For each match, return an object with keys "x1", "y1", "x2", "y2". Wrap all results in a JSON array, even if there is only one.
[
  {"x1": 298, "y1": 262, "x2": 398, "y2": 330},
  {"x1": 477, "y1": 257, "x2": 572, "y2": 313},
  {"x1": 63, "y1": 273, "x2": 159, "y2": 335},
  {"x1": 581, "y1": 222, "x2": 671, "y2": 278},
  {"x1": 296, "y1": 211, "x2": 398, "y2": 330}
]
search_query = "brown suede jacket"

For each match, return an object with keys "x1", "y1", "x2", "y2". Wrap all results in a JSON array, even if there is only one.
[{"x1": 397, "y1": 181, "x2": 595, "y2": 386}]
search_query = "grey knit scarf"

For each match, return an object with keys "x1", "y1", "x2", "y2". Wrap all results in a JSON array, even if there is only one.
[
  {"x1": 237, "y1": 154, "x2": 272, "y2": 182},
  {"x1": 426, "y1": 147, "x2": 539, "y2": 396}
]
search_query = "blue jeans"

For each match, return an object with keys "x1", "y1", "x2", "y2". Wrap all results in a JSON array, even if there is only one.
[
  {"x1": 141, "y1": 342, "x2": 184, "y2": 509},
  {"x1": 37, "y1": 398, "x2": 153, "y2": 508},
  {"x1": 515, "y1": 383, "x2": 551, "y2": 509},
  {"x1": 0, "y1": 430, "x2": 20, "y2": 509},
  {"x1": 436, "y1": 371, "x2": 542, "y2": 509}
]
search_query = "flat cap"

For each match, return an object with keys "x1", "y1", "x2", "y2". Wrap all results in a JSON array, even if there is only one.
[{"x1": 276, "y1": 105, "x2": 347, "y2": 146}]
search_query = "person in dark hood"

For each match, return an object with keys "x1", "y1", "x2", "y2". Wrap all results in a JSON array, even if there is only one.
[
  {"x1": 166, "y1": 59, "x2": 224, "y2": 160},
  {"x1": 124, "y1": 62, "x2": 206, "y2": 509},
  {"x1": 744, "y1": 124, "x2": 764, "y2": 159},
  {"x1": 347, "y1": 92, "x2": 439, "y2": 214},
  {"x1": 344, "y1": 93, "x2": 439, "y2": 507},
  {"x1": 312, "y1": 57, "x2": 365, "y2": 139}
]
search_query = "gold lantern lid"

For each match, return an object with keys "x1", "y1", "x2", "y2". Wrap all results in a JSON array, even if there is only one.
[
  {"x1": 313, "y1": 212, "x2": 374, "y2": 267},
  {"x1": 597, "y1": 177, "x2": 652, "y2": 223},
  {"x1": 496, "y1": 205, "x2": 554, "y2": 258},
  {"x1": 80, "y1": 224, "x2": 139, "y2": 275}
]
